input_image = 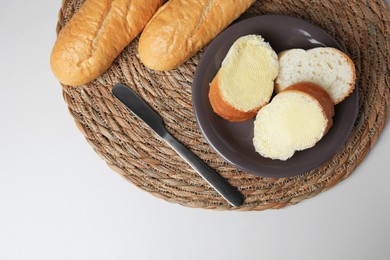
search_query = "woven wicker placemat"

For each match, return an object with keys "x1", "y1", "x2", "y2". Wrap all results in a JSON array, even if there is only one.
[{"x1": 56, "y1": 0, "x2": 389, "y2": 210}]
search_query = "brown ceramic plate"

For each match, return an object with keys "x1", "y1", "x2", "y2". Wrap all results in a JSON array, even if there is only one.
[{"x1": 192, "y1": 15, "x2": 358, "y2": 178}]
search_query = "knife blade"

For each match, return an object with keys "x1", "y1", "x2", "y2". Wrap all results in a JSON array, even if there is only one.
[{"x1": 112, "y1": 83, "x2": 243, "y2": 207}]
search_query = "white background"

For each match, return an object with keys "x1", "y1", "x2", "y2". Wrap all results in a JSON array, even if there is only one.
[{"x1": 0, "y1": 1, "x2": 389, "y2": 260}]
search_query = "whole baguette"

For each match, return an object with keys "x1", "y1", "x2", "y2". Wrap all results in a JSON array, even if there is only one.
[
  {"x1": 138, "y1": 0, "x2": 256, "y2": 71},
  {"x1": 50, "y1": 0, "x2": 164, "y2": 86}
]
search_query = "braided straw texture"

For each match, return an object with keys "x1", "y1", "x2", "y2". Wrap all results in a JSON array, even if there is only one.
[{"x1": 56, "y1": 0, "x2": 389, "y2": 210}]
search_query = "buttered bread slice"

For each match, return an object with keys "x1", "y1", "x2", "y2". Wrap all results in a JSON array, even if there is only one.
[
  {"x1": 209, "y1": 35, "x2": 278, "y2": 122},
  {"x1": 253, "y1": 82, "x2": 334, "y2": 161},
  {"x1": 275, "y1": 47, "x2": 356, "y2": 104}
]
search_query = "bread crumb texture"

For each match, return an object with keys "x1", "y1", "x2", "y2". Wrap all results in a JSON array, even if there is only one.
[{"x1": 276, "y1": 47, "x2": 355, "y2": 104}]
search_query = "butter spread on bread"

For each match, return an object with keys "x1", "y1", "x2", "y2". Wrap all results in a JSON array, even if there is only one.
[
  {"x1": 138, "y1": 0, "x2": 256, "y2": 71},
  {"x1": 275, "y1": 47, "x2": 356, "y2": 104},
  {"x1": 209, "y1": 35, "x2": 278, "y2": 122},
  {"x1": 50, "y1": 0, "x2": 164, "y2": 86},
  {"x1": 253, "y1": 82, "x2": 334, "y2": 161}
]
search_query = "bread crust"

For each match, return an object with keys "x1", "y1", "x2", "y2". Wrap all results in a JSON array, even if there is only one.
[
  {"x1": 334, "y1": 50, "x2": 356, "y2": 104},
  {"x1": 281, "y1": 82, "x2": 335, "y2": 134},
  {"x1": 138, "y1": 0, "x2": 256, "y2": 71},
  {"x1": 50, "y1": 0, "x2": 164, "y2": 86},
  {"x1": 208, "y1": 73, "x2": 261, "y2": 122}
]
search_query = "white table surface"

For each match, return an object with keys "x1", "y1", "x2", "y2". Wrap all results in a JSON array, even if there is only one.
[{"x1": 0, "y1": 1, "x2": 389, "y2": 260}]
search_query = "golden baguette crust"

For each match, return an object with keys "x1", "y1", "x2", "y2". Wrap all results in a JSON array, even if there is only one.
[
  {"x1": 208, "y1": 73, "x2": 262, "y2": 122},
  {"x1": 282, "y1": 82, "x2": 335, "y2": 134},
  {"x1": 138, "y1": 0, "x2": 256, "y2": 71},
  {"x1": 50, "y1": 0, "x2": 164, "y2": 86}
]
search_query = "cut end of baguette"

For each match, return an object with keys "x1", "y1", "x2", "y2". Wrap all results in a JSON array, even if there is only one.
[
  {"x1": 275, "y1": 47, "x2": 356, "y2": 104},
  {"x1": 209, "y1": 35, "x2": 278, "y2": 122},
  {"x1": 253, "y1": 82, "x2": 334, "y2": 161}
]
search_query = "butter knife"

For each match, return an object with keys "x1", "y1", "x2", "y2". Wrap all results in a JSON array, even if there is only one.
[{"x1": 112, "y1": 83, "x2": 243, "y2": 207}]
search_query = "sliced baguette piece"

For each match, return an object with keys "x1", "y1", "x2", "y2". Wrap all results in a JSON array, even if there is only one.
[
  {"x1": 209, "y1": 35, "x2": 278, "y2": 122},
  {"x1": 275, "y1": 47, "x2": 356, "y2": 104},
  {"x1": 253, "y1": 82, "x2": 334, "y2": 161}
]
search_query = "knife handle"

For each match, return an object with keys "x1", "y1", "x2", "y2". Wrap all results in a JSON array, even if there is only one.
[{"x1": 164, "y1": 133, "x2": 244, "y2": 207}]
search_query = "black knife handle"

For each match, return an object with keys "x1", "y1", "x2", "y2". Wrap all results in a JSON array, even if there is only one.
[{"x1": 164, "y1": 133, "x2": 244, "y2": 207}]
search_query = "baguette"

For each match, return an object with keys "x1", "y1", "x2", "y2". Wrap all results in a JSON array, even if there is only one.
[
  {"x1": 275, "y1": 47, "x2": 356, "y2": 104},
  {"x1": 209, "y1": 35, "x2": 278, "y2": 122},
  {"x1": 138, "y1": 0, "x2": 256, "y2": 71},
  {"x1": 50, "y1": 0, "x2": 164, "y2": 86},
  {"x1": 253, "y1": 82, "x2": 334, "y2": 161}
]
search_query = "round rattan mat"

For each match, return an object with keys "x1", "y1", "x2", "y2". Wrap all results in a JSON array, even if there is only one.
[{"x1": 56, "y1": 0, "x2": 389, "y2": 210}]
